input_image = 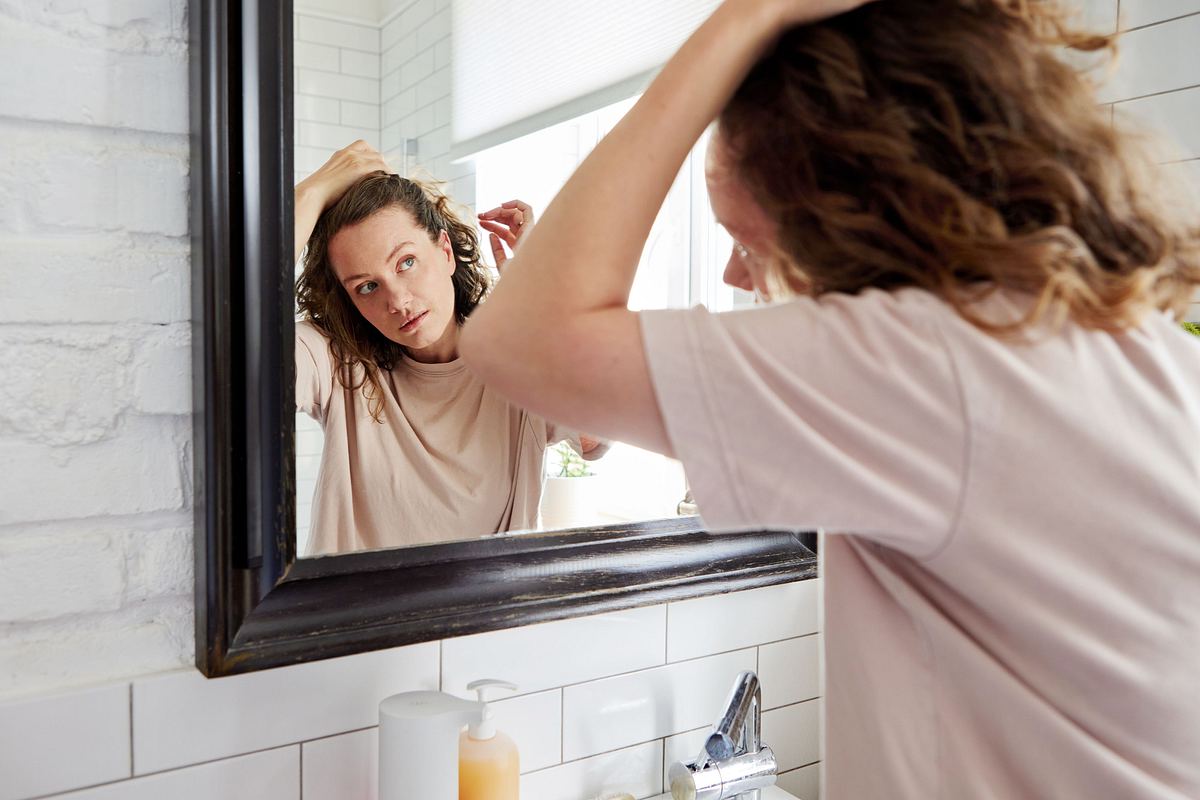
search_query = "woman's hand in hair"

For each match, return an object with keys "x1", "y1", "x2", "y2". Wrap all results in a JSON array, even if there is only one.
[
  {"x1": 294, "y1": 140, "x2": 390, "y2": 263},
  {"x1": 478, "y1": 200, "x2": 536, "y2": 273}
]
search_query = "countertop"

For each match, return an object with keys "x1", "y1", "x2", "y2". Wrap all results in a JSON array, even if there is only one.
[{"x1": 647, "y1": 786, "x2": 801, "y2": 800}]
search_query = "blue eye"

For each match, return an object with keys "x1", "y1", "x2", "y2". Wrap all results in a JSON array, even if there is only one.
[
  {"x1": 355, "y1": 281, "x2": 378, "y2": 296},
  {"x1": 398, "y1": 256, "x2": 416, "y2": 272}
]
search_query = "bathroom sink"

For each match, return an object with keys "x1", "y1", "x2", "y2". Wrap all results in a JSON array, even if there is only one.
[{"x1": 648, "y1": 787, "x2": 803, "y2": 800}]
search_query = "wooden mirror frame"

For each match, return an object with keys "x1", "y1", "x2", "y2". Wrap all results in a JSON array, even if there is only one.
[{"x1": 189, "y1": 0, "x2": 817, "y2": 678}]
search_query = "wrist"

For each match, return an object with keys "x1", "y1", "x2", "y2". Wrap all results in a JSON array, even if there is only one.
[
  {"x1": 723, "y1": 0, "x2": 791, "y2": 39},
  {"x1": 295, "y1": 181, "x2": 327, "y2": 215}
]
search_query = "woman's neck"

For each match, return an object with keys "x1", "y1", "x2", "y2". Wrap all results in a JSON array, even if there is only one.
[{"x1": 405, "y1": 317, "x2": 460, "y2": 364}]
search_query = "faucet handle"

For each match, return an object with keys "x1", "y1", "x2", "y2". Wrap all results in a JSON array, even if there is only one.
[{"x1": 668, "y1": 746, "x2": 778, "y2": 800}]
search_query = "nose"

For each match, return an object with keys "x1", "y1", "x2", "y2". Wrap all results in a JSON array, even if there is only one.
[
  {"x1": 382, "y1": 279, "x2": 413, "y2": 316},
  {"x1": 722, "y1": 251, "x2": 754, "y2": 293}
]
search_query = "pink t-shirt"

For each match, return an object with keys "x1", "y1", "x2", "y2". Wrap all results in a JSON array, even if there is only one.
[{"x1": 640, "y1": 287, "x2": 1200, "y2": 799}]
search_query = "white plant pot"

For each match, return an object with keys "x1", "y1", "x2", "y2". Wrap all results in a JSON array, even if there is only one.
[{"x1": 539, "y1": 475, "x2": 602, "y2": 530}]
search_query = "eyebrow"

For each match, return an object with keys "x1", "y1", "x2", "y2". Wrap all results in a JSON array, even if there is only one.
[{"x1": 339, "y1": 241, "x2": 416, "y2": 285}]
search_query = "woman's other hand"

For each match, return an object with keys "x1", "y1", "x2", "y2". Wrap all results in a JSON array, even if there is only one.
[
  {"x1": 294, "y1": 140, "x2": 390, "y2": 263},
  {"x1": 478, "y1": 200, "x2": 535, "y2": 273}
]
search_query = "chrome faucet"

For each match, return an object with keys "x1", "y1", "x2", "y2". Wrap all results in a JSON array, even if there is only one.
[{"x1": 667, "y1": 671, "x2": 778, "y2": 800}]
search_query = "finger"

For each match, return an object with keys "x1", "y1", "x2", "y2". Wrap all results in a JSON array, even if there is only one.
[
  {"x1": 489, "y1": 233, "x2": 507, "y2": 271},
  {"x1": 480, "y1": 208, "x2": 524, "y2": 227},
  {"x1": 501, "y1": 200, "x2": 535, "y2": 227},
  {"x1": 478, "y1": 206, "x2": 518, "y2": 222},
  {"x1": 479, "y1": 219, "x2": 518, "y2": 247}
]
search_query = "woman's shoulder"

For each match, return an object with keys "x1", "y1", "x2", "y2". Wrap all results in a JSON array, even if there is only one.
[
  {"x1": 296, "y1": 318, "x2": 335, "y2": 356},
  {"x1": 295, "y1": 318, "x2": 342, "y2": 381},
  {"x1": 296, "y1": 317, "x2": 330, "y2": 342}
]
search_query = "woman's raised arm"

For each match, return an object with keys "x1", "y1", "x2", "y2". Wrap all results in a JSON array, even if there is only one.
[
  {"x1": 460, "y1": 0, "x2": 873, "y2": 455},
  {"x1": 294, "y1": 140, "x2": 390, "y2": 264}
]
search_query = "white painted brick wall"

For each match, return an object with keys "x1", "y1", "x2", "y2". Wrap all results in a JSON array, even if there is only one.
[{"x1": 0, "y1": 0, "x2": 193, "y2": 696}]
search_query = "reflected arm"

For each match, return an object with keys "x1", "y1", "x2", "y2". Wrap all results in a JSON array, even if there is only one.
[{"x1": 294, "y1": 185, "x2": 324, "y2": 265}]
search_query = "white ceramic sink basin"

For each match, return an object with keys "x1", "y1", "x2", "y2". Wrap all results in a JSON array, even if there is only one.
[{"x1": 648, "y1": 786, "x2": 803, "y2": 800}]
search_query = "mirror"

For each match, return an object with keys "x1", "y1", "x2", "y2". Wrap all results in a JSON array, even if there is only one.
[
  {"x1": 290, "y1": 1, "x2": 753, "y2": 556},
  {"x1": 191, "y1": 0, "x2": 814, "y2": 678}
]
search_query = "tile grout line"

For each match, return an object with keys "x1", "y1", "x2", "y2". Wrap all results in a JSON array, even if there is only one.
[
  {"x1": 1109, "y1": 82, "x2": 1200, "y2": 108},
  {"x1": 128, "y1": 683, "x2": 134, "y2": 778},
  {"x1": 1121, "y1": 9, "x2": 1200, "y2": 34},
  {"x1": 294, "y1": 39, "x2": 381, "y2": 58},
  {"x1": 292, "y1": 63, "x2": 383, "y2": 81},
  {"x1": 23, "y1": 743, "x2": 303, "y2": 800},
  {"x1": 535, "y1": 696, "x2": 825, "y2": 773},
  {"x1": 471, "y1": 629, "x2": 821, "y2": 708}
]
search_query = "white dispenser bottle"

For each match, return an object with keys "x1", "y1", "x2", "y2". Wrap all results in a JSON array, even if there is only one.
[{"x1": 378, "y1": 690, "x2": 482, "y2": 800}]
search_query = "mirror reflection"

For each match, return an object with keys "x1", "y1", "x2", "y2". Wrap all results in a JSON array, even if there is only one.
[{"x1": 291, "y1": 1, "x2": 742, "y2": 556}]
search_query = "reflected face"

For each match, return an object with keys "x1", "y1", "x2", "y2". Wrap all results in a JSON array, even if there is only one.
[
  {"x1": 328, "y1": 206, "x2": 459, "y2": 362},
  {"x1": 705, "y1": 131, "x2": 779, "y2": 300}
]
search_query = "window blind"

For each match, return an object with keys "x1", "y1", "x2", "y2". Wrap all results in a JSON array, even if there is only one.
[{"x1": 450, "y1": 0, "x2": 720, "y2": 158}]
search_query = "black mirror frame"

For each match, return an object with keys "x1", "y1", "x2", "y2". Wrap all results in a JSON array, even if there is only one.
[{"x1": 189, "y1": 0, "x2": 817, "y2": 678}]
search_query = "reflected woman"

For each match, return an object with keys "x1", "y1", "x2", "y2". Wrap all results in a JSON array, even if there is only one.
[{"x1": 293, "y1": 141, "x2": 603, "y2": 556}]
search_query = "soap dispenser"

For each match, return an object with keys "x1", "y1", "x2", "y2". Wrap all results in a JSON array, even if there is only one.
[
  {"x1": 458, "y1": 679, "x2": 520, "y2": 800},
  {"x1": 378, "y1": 690, "x2": 482, "y2": 800}
]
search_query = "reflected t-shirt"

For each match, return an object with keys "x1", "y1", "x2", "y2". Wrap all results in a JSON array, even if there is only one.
[
  {"x1": 639, "y1": 287, "x2": 1200, "y2": 799},
  {"x1": 296, "y1": 320, "x2": 584, "y2": 556}
]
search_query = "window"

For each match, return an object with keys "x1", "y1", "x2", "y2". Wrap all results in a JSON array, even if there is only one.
[{"x1": 471, "y1": 96, "x2": 753, "y2": 525}]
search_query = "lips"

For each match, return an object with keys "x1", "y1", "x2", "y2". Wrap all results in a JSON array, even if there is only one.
[{"x1": 399, "y1": 310, "x2": 428, "y2": 333}]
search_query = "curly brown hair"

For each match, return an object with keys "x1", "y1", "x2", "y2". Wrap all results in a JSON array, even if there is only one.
[
  {"x1": 718, "y1": 0, "x2": 1200, "y2": 334},
  {"x1": 296, "y1": 172, "x2": 493, "y2": 419}
]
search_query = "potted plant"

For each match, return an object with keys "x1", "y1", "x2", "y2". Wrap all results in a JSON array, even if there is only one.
[{"x1": 539, "y1": 440, "x2": 602, "y2": 530}]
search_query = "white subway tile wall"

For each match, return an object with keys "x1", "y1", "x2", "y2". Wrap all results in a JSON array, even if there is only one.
[
  {"x1": 301, "y1": 727, "x2": 378, "y2": 800},
  {"x1": 441, "y1": 605, "x2": 667, "y2": 697},
  {"x1": 3, "y1": 586, "x2": 822, "y2": 800},
  {"x1": 49, "y1": 747, "x2": 299, "y2": 800},
  {"x1": 0, "y1": 684, "x2": 130, "y2": 800},
  {"x1": 561, "y1": 648, "x2": 758, "y2": 761},
  {"x1": 293, "y1": 11, "x2": 383, "y2": 184},
  {"x1": 666, "y1": 579, "x2": 821, "y2": 662},
  {"x1": 130, "y1": 643, "x2": 439, "y2": 774}
]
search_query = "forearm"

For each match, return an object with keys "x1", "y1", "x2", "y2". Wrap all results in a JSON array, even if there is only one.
[
  {"x1": 294, "y1": 184, "x2": 325, "y2": 265},
  {"x1": 466, "y1": 1, "x2": 782, "y2": 328}
]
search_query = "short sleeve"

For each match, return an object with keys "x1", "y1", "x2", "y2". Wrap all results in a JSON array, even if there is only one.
[
  {"x1": 546, "y1": 422, "x2": 612, "y2": 462},
  {"x1": 638, "y1": 288, "x2": 966, "y2": 559},
  {"x1": 295, "y1": 320, "x2": 334, "y2": 424}
]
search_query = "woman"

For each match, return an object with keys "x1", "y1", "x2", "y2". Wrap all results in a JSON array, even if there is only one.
[
  {"x1": 294, "y1": 147, "x2": 603, "y2": 555},
  {"x1": 461, "y1": 0, "x2": 1200, "y2": 797}
]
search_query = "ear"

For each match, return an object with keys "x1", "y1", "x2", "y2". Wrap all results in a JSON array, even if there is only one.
[{"x1": 437, "y1": 229, "x2": 454, "y2": 271}]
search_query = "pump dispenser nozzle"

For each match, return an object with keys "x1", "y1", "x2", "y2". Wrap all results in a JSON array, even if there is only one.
[{"x1": 465, "y1": 679, "x2": 518, "y2": 740}]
